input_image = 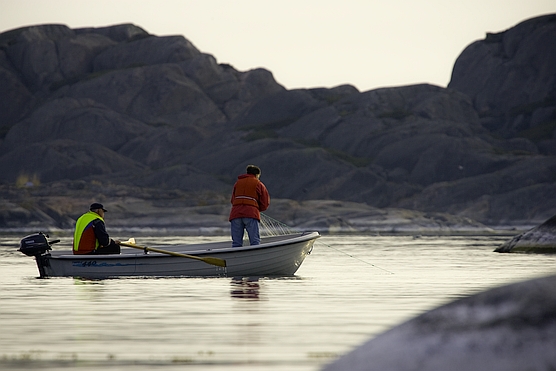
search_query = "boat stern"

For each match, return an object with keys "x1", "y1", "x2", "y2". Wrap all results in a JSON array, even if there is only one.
[{"x1": 18, "y1": 232, "x2": 59, "y2": 278}]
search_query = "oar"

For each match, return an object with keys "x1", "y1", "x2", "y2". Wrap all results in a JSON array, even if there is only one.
[{"x1": 118, "y1": 240, "x2": 226, "y2": 267}]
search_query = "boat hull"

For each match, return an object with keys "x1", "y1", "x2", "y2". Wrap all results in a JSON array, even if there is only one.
[{"x1": 36, "y1": 232, "x2": 320, "y2": 278}]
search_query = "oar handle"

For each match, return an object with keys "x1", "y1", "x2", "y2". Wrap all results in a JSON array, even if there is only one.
[{"x1": 119, "y1": 242, "x2": 226, "y2": 268}]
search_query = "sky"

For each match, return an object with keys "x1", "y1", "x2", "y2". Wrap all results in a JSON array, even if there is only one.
[{"x1": 1, "y1": 0, "x2": 555, "y2": 92}]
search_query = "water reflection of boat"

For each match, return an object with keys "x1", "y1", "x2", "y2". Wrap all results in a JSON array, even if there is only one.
[
  {"x1": 230, "y1": 277, "x2": 261, "y2": 299},
  {"x1": 18, "y1": 232, "x2": 320, "y2": 279}
]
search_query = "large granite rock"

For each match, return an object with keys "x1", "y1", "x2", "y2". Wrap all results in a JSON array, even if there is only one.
[
  {"x1": 2, "y1": 25, "x2": 119, "y2": 92},
  {"x1": 0, "y1": 139, "x2": 144, "y2": 183},
  {"x1": 54, "y1": 63, "x2": 225, "y2": 127},
  {"x1": 0, "y1": 15, "x2": 555, "y2": 230},
  {"x1": 397, "y1": 157, "x2": 556, "y2": 225},
  {"x1": 0, "y1": 51, "x2": 35, "y2": 129},
  {"x1": 449, "y1": 14, "x2": 556, "y2": 144},
  {"x1": 1, "y1": 97, "x2": 155, "y2": 153},
  {"x1": 92, "y1": 35, "x2": 201, "y2": 71},
  {"x1": 495, "y1": 214, "x2": 556, "y2": 253},
  {"x1": 323, "y1": 274, "x2": 556, "y2": 371},
  {"x1": 306, "y1": 84, "x2": 493, "y2": 187}
]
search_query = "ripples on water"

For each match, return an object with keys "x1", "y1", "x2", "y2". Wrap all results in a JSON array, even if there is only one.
[{"x1": 1, "y1": 233, "x2": 555, "y2": 371}]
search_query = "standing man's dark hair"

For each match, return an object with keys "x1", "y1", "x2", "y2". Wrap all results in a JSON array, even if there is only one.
[
  {"x1": 246, "y1": 165, "x2": 261, "y2": 176},
  {"x1": 229, "y1": 165, "x2": 270, "y2": 247}
]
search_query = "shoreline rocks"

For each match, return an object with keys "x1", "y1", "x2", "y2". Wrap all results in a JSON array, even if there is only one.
[
  {"x1": 0, "y1": 192, "x2": 509, "y2": 237},
  {"x1": 495, "y1": 214, "x2": 556, "y2": 253}
]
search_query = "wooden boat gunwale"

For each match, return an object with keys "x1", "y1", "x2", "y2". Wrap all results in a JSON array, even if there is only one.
[{"x1": 50, "y1": 231, "x2": 319, "y2": 260}]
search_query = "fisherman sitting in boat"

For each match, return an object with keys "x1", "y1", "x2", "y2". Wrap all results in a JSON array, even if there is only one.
[
  {"x1": 73, "y1": 203, "x2": 121, "y2": 255},
  {"x1": 229, "y1": 165, "x2": 270, "y2": 247}
]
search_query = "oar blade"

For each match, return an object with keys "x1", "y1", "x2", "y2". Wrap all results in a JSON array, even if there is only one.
[{"x1": 203, "y1": 257, "x2": 227, "y2": 267}]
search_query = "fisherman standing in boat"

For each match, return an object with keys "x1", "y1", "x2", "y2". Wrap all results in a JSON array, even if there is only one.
[
  {"x1": 229, "y1": 165, "x2": 270, "y2": 247},
  {"x1": 73, "y1": 203, "x2": 121, "y2": 255}
]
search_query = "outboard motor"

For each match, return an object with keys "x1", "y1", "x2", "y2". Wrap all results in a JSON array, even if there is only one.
[{"x1": 19, "y1": 232, "x2": 60, "y2": 278}]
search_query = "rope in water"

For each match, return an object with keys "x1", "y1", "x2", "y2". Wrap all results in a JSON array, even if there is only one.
[
  {"x1": 260, "y1": 213, "x2": 394, "y2": 274},
  {"x1": 316, "y1": 239, "x2": 395, "y2": 274}
]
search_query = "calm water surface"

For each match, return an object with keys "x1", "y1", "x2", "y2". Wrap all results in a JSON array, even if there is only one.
[{"x1": 1, "y1": 233, "x2": 555, "y2": 371}]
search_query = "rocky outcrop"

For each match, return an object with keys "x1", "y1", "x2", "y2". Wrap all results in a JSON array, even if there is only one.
[
  {"x1": 397, "y1": 157, "x2": 556, "y2": 225},
  {"x1": 0, "y1": 16, "x2": 555, "y2": 230},
  {"x1": 495, "y1": 215, "x2": 556, "y2": 252},
  {"x1": 323, "y1": 274, "x2": 556, "y2": 371},
  {"x1": 449, "y1": 14, "x2": 556, "y2": 146},
  {"x1": 0, "y1": 51, "x2": 35, "y2": 130}
]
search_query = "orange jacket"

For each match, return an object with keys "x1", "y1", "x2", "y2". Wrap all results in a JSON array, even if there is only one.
[{"x1": 229, "y1": 174, "x2": 270, "y2": 221}]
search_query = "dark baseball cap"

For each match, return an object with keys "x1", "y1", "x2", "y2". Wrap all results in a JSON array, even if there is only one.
[{"x1": 90, "y1": 203, "x2": 107, "y2": 212}]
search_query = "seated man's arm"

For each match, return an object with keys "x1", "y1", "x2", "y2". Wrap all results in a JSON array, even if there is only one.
[{"x1": 92, "y1": 219, "x2": 111, "y2": 247}]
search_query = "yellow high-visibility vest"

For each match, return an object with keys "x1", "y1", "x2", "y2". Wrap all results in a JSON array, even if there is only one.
[{"x1": 73, "y1": 211, "x2": 103, "y2": 253}]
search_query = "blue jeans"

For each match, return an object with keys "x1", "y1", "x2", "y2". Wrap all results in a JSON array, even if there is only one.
[{"x1": 231, "y1": 218, "x2": 260, "y2": 247}]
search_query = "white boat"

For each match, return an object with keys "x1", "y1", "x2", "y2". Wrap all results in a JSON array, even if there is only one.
[{"x1": 18, "y1": 231, "x2": 320, "y2": 278}]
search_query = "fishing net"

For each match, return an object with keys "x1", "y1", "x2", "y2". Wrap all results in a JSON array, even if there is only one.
[{"x1": 260, "y1": 213, "x2": 299, "y2": 236}]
